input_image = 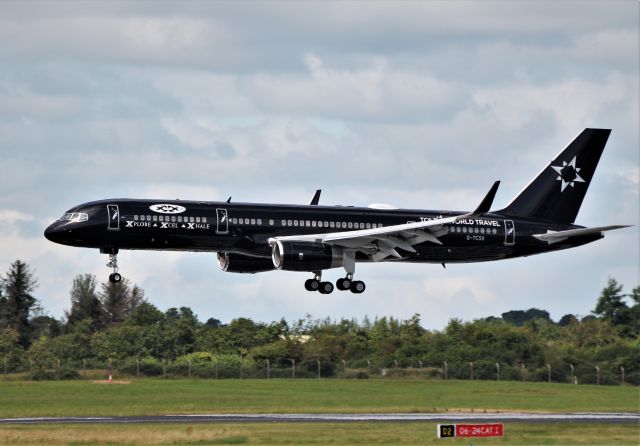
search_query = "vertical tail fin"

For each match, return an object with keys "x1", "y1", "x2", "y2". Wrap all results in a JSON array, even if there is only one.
[{"x1": 498, "y1": 128, "x2": 611, "y2": 224}]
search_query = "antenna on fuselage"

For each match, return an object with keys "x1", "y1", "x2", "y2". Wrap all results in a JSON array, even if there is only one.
[{"x1": 309, "y1": 189, "x2": 321, "y2": 205}]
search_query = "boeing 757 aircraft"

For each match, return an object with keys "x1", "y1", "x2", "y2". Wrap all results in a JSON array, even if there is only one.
[{"x1": 45, "y1": 129, "x2": 629, "y2": 294}]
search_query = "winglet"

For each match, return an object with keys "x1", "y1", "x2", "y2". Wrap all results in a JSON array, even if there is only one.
[
  {"x1": 309, "y1": 189, "x2": 321, "y2": 206},
  {"x1": 472, "y1": 181, "x2": 500, "y2": 215}
]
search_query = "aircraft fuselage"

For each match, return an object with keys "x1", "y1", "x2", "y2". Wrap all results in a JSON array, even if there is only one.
[{"x1": 45, "y1": 198, "x2": 599, "y2": 264}]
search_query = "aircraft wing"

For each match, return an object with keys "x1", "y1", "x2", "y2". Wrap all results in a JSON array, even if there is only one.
[
  {"x1": 269, "y1": 182, "x2": 500, "y2": 261},
  {"x1": 270, "y1": 214, "x2": 464, "y2": 261},
  {"x1": 533, "y1": 225, "x2": 631, "y2": 244}
]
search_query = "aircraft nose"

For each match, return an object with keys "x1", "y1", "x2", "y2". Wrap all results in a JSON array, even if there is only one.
[{"x1": 44, "y1": 222, "x2": 64, "y2": 243}]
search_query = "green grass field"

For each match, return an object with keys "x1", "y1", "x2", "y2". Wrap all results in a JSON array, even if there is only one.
[
  {"x1": 0, "y1": 378, "x2": 638, "y2": 417},
  {"x1": 1, "y1": 379, "x2": 637, "y2": 445},
  {"x1": 0, "y1": 422, "x2": 638, "y2": 446}
]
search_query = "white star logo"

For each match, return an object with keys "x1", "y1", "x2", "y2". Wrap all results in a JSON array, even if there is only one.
[{"x1": 551, "y1": 156, "x2": 585, "y2": 192}]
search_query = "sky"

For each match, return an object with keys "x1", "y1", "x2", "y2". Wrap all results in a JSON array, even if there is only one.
[{"x1": 0, "y1": 1, "x2": 638, "y2": 329}]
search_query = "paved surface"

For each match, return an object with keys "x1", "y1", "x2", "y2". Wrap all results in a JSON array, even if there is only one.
[{"x1": 0, "y1": 412, "x2": 638, "y2": 425}]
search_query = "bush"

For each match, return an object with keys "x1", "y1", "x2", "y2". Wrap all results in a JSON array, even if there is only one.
[
  {"x1": 119, "y1": 357, "x2": 163, "y2": 377},
  {"x1": 175, "y1": 352, "x2": 213, "y2": 366},
  {"x1": 343, "y1": 370, "x2": 369, "y2": 379},
  {"x1": 30, "y1": 365, "x2": 79, "y2": 381},
  {"x1": 30, "y1": 369, "x2": 55, "y2": 381}
]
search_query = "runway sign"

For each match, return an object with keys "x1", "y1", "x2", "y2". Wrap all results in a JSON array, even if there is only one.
[{"x1": 437, "y1": 423, "x2": 504, "y2": 438}]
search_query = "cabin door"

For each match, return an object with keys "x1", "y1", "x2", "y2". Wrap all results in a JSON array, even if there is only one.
[
  {"x1": 504, "y1": 220, "x2": 515, "y2": 246},
  {"x1": 107, "y1": 205, "x2": 120, "y2": 231},
  {"x1": 216, "y1": 208, "x2": 229, "y2": 234}
]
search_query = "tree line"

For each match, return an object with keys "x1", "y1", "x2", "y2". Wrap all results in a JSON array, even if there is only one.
[{"x1": 0, "y1": 259, "x2": 638, "y2": 384}]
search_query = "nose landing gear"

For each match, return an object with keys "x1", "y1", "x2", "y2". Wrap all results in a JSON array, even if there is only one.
[
  {"x1": 108, "y1": 271, "x2": 122, "y2": 283},
  {"x1": 102, "y1": 248, "x2": 122, "y2": 283}
]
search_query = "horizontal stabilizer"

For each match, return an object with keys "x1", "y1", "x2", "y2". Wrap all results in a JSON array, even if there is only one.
[
  {"x1": 533, "y1": 225, "x2": 631, "y2": 244},
  {"x1": 471, "y1": 181, "x2": 500, "y2": 216}
]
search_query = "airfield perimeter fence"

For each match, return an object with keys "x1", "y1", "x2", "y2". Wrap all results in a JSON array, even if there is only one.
[{"x1": 3, "y1": 356, "x2": 638, "y2": 386}]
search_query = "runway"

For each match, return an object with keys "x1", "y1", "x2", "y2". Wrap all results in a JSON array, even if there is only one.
[{"x1": 1, "y1": 412, "x2": 638, "y2": 425}]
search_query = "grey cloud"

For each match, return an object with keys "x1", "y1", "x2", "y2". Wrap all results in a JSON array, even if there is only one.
[{"x1": 1, "y1": 2, "x2": 636, "y2": 73}]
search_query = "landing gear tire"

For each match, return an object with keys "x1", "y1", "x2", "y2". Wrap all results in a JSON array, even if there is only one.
[
  {"x1": 318, "y1": 281, "x2": 334, "y2": 294},
  {"x1": 305, "y1": 279, "x2": 320, "y2": 292},
  {"x1": 105, "y1": 249, "x2": 122, "y2": 284},
  {"x1": 350, "y1": 281, "x2": 365, "y2": 294},
  {"x1": 336, "y1": 277, "x2": 352, "y2": 291}
]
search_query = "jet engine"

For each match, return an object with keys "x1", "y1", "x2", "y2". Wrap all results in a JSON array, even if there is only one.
[
  {"x1": 271, "y1": 241, "x2": 343, "y2": 272},
  {"x1": 217, "y1": 252, "x2": 275, "y2": 274}
]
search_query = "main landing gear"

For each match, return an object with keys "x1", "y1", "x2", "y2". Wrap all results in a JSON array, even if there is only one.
[
  {"x1": 304, "y1": 273, "x2": 334, "y2": 294},
  {"x1": 305, "y1": 273, "x2": 365, "y2": 294},
  {"x1": 103, "y1": 248, "x2": 122, "y2": 283}
]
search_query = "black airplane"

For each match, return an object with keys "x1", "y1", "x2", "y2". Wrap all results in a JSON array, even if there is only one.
[{"x1": 45, "y1": 128, "x2": 629, "y2": 294}]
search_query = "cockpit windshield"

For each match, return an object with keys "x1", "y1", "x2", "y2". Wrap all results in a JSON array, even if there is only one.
[{"x1": 60, "y1": 212, "x2": 89, "y2": 223}]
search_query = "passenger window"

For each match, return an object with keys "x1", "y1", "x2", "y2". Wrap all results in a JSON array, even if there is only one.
[
  {"x1": 269, "y1": 219, "x2": 274, "y2": 226},
  {"x1": 134, "y1": 215, "x2": 139, "y2": 221},
  {"x1": 281, "y1": 220, "x2": 286, "y2": 226},
  {"x1": 330, "y1": 222, "x2": 335, "y2": 228},
  {"x1": 348, "y1": 222, "x2": 353, "y2": 229}
]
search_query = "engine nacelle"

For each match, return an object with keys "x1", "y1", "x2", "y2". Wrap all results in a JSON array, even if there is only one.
[
  {"x1": 271, "y1": 241, "x2": 343, "y2": 272},
  {"x1": 217, "y1": 252, "x2": 275, "y2": 274}
]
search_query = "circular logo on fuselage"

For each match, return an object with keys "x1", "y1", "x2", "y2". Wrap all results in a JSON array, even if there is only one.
[{"x1": 149, "y1": 204, "x2": 186, "y2": 214}]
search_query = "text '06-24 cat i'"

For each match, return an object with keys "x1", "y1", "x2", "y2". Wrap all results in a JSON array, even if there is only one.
[{"x1": 45, "y1": 129, "x2": 630, "y2": 294}]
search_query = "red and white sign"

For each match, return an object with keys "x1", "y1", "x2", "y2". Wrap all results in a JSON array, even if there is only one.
[{"x1": 455, "y1": 423, "x2": 504, "y2": 437}]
